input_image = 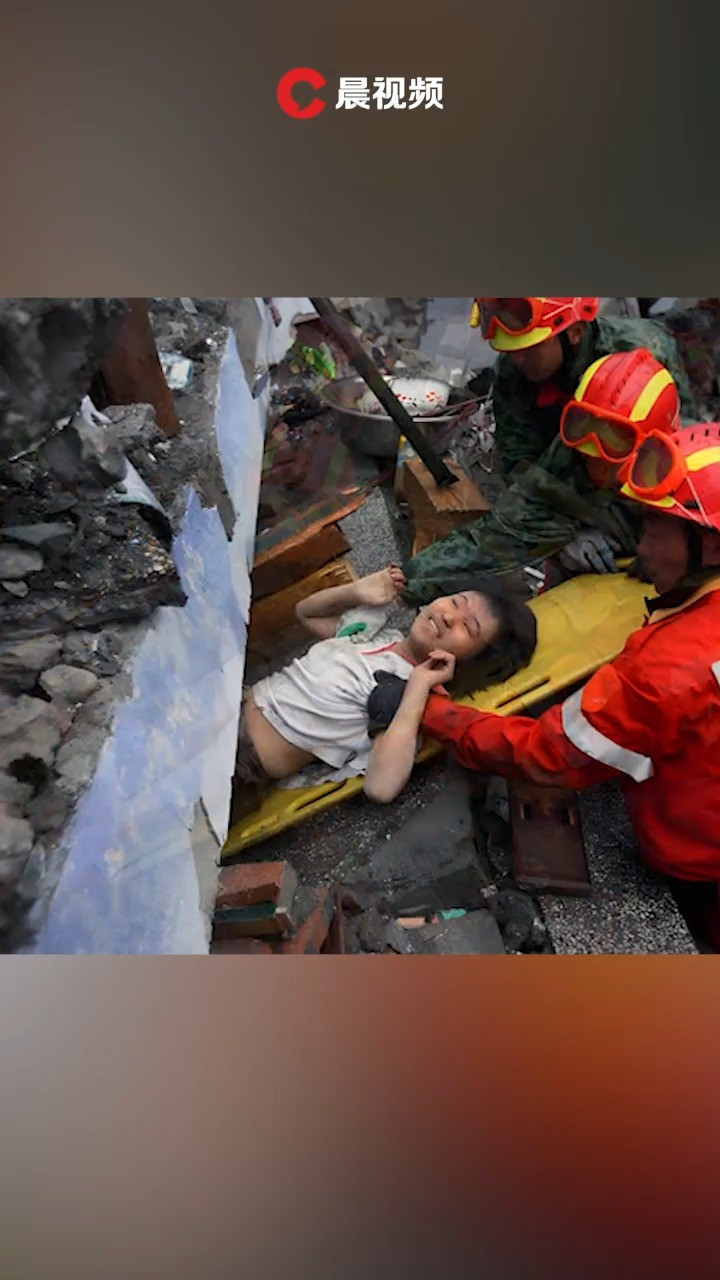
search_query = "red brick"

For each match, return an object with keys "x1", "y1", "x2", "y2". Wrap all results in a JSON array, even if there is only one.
[
  {"x1": 209, "y1": 939, "x2": 273, "y2": 955},
  {"x1": 279, "y1": 889, "x2": 335, "y2": 956},
  {"x1": 213, "y1": 906, "x2": 294, "y2": 941},
  {"x1": 216, "y1": 861, "x2": 290, "y2": 910}
]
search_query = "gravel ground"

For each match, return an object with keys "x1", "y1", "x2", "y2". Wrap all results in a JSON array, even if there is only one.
[
  {"x1": 541, "y1": 781, "x2": 697, "y2": 954},
  {"x1": 340, "y1": 483, "x2": 418, "y2": 633},
  {"x1": 228, "y1": 755, "x2": 452, "y2": 887}
]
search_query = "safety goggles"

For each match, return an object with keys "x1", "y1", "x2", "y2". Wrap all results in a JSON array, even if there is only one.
[
  {"x1": 476, "y1": 298, "x2": 543, "y2": 341},
  {"x1": 560, "y1": 402, "x2": 646, "y2": 463},
  {"x1": 622, "y1": 432, "x2": 688, "y2": 499}
]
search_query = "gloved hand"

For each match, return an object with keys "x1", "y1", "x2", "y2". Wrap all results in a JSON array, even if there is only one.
[
  {"x1": 558, "y1": 529, "x2": 621, "y2": 575},
  {"x1": 367, "y1": 670, "x2": 408, "y2": 738}
]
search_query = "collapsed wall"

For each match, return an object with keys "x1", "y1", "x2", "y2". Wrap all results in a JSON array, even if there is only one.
[{"x1": 0, "y1": 297, "x2": 308, "y2": 953}]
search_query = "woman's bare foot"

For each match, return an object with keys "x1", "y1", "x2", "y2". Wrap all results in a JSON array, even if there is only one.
[{"x1": 355, "y1": 565, "x2": 407, "y2": 607}]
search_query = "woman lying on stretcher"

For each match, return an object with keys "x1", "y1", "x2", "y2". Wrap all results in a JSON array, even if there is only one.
[{"x1": 233, "y1": 566, "x2": 537, "y2": 820}]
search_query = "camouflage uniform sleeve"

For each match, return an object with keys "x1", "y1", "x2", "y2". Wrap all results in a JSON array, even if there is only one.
[
  {"x1": 647, "y1": 322, "x2": 697, "y2": 424},
  {"x1": 491, "y1": 364, "x2": 539, "y2": 477}
]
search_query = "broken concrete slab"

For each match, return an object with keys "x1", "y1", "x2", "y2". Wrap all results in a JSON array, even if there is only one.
[
  {"x1": 39, "y1": 408, "x2": 127, "y2": 490},
  {"x1": 344, "y1": 779, "x2": 490, "y2": 914}
]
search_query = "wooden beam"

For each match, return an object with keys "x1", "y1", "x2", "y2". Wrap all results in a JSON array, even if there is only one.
[
  {"x1": 251, "y1": 523, "x2": 349, "y2": 600},
  {"x1": 403, "y1": 456, "x2": 489, "y2": 553},
  {"x1": 246, "y1": 557, "x2": 356, "y2": 671},
  {"x1": 99, "y1": 298, "x2": 180, "y2": 437}
]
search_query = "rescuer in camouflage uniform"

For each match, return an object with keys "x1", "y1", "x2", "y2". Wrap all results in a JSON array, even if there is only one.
[
  {"x1": 661, "y1": 298, "x2": 720, "y2": 423},
  {"x1": 403, "y1": 298, "x2": 694, "y2": 606}
]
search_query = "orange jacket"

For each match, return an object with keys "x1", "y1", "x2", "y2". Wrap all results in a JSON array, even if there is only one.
[{"x1": 421, "y1": 579, "x2": 720, "y2": 882}]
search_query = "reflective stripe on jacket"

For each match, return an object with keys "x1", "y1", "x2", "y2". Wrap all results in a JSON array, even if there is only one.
[{"x1": 421, "y1": 580, "x2": 720, "y2": 881}]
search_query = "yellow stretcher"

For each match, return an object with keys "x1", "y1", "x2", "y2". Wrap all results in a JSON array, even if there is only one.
[{"x1": 223, "y1": 572, "x2": 650, "y2": 858}]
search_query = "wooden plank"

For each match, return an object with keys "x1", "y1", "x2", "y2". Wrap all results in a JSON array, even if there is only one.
[
  {"x1": 247, "y1": 557, "x2": 356, "y2": 661},
  {"x1": 253, "y1": 489, "x2": 368, "y2": 558},
  {"x1": 251, "y1": 523, "x2": 349, "y2": 600},
  {"x1": 404, "y1": 456, "x2": 489, "y2": 552}
]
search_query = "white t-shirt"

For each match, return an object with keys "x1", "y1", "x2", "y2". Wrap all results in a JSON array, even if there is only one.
[{"x1": 251, "y1": 605, "x2": 414, "y2": 784}]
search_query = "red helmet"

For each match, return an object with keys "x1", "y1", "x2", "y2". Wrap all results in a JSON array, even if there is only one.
[
  {"x1": 621, "y1": 422, "x2": 720, "y2": 534},
  {"x1": 470, "y1": 297, "x2": 599, "y2": 351},
  {"x1": 561, "y1": 348, "x2": 680, "y2": 462}
]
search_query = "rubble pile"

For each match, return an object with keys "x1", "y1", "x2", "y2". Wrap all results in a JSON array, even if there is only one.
[
  {"x1": 0, "y1": 439, "x2": 186, "y2": 946},
  {"x1": 0, "y1": 297, "x2": 235, "y2": 949},
  {"x1": 0, "y1": 298, "x2": 127, "y2": 462}
]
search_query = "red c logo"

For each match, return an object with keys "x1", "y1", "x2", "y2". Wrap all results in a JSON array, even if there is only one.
[{"x1": 277, "y1": 67, "x2": 326, "y2": 119}]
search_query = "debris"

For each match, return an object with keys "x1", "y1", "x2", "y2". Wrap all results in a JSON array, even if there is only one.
[
  {"x1": 39, "y1": 665, "x2": 100, "y2": 703},
  {"x1": 509, "y1": 782, "x2": 591, "y2": 896},
  {"x1": 213, "y1": 903, "x2": 295, "y2": 940},
  {"x1": 0, "y1": 815, "x2": 33, "y2": 871},
  {"x1": 0, "y1": 695, "x2": 62, "y2": 770},
  {"x1": 159, "y1": 352, "x2": 194, "y2": 391},
  {"x1": 24, "y1": 787, "x2": 70, "y2": 835},
  {"x1": 1, "y1": 581, "x2": 28, "y2": 598},
  {"x1": 297, "y1": 342, "x2": 336, "y2": 381},
  {"x1": 40, "y1": 409, "x2": 126, "y2": 490},
  {"x1": 357, "y1": 906, "x2": 393, "y2": 953},
  {"x1": 278, "y1": 888, "x2": 335, "y2": 955},
  {"x1": 102, "y1": 403, "x2": 157, "y2": 453},
  {"x1": 100, "y1": 300, "x2": 180, "y2": 438},
  {"x1": 385, "y1": 918, "x2": 415, "y2": 954},
  {"x1": 215, "y1": 860, "x2": 297, "y2": 913},
  {"x1": 210, "y1": 938, "x2": 274, "y2": 955},
  {"x1": 53, "y1": 728, "x2": 109, "y2": 796},
  {"x1": 0, "y1": 523, "x2": 75, "y2": 554},
  {"x1": 0, "y1": 773, "x2": 33, "y2": 814},
  {"x1": 0, "y1": 298, "x2": 127, "y2": 462},
  {"x1": 322, "y1": 890, "x2": 346, "y2": 954},
  {"x1": 0, "y1": 635, "x2": 63, "y2": 693},
  {"x1": 339, "y1": 888, "x2": 368, "y2": 915},
  {"x1": 0, "y1": 547, "x2": 44, "y2": 580},
  {"x1": 483, "y1": 886, "x2": 548, "y2": 953},
  {"x1": 415, "y1": 910, "x2": 505, "y2": 954}
]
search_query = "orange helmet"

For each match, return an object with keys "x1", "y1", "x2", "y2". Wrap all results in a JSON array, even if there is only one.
[
  {"x1": 560, "y1": 348, "x2": 680, "y2": 463},
  {"x1": 470, "y1": 297, "x2": 599, "y2": 351},
  {"x1": 621, "y1": 422, "x2": 720, "y2": 535}
]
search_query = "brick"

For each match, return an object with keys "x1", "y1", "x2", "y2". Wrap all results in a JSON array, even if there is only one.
[
  {"x1": 216, "y1": 861, "x2": 296, "y2": 911},
  {"x1": 209, "y1": 938, "x2": 274, "y2": 955},
  {"x1": 213, "y1": 903, "x2": 294, "y2": 941},
  {"x1": 278, "y1": 889, "x2": 335, "y2": 956}
]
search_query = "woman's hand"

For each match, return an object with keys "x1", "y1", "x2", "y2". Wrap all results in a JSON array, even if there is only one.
[{"x1": 407, "y1": 649, "x2": 457, "y2": 694}]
